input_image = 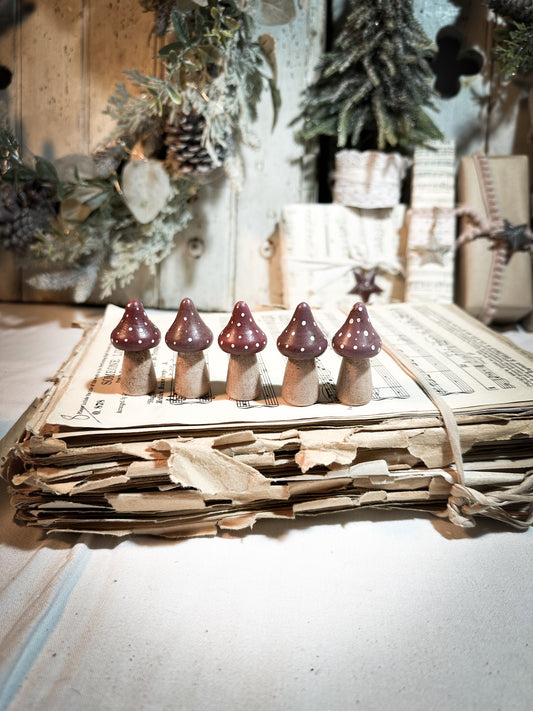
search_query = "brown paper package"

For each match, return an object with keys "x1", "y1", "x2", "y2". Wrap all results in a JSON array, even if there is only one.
[{"x1": 456, "y1": 155, "x2": 532, "y2": 323}]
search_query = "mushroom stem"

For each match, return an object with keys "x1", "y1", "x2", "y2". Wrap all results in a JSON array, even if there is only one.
[
  {"x1": 121, "y1": 350, "x2": 157, "y2": 396},
  {"x1": 226, "y1": 354, "x2": 261, "y2": 401},
  {"x1": 174, "y1": 351, "x2": 210, "y2": 399},
  {"x1": 336, "y1": 357, "x2": 372, "y2": 406},
  {"x1": 282, "y1": 358, "x2": 319, "y2": 407}
]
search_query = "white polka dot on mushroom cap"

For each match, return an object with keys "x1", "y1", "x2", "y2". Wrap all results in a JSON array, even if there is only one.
[{"x1": 301, "y1": 320, "x2": 306, "y2": 325}]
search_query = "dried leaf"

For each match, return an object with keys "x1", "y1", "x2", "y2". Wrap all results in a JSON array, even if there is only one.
[{"x1": 258, "y1": 33, "x2": 277, "y2": 83}]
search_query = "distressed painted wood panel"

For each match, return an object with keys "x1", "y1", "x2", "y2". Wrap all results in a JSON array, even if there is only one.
[
  {"x1": 232, "y1": 0, "x2": 325, "y2": 309},
  {"x1": 158, "y1": 0, "x2": 326, "y2": 312},
  {"x1": 414, "y1": 0, "x2": 491, "y2": 156},
  {"x1": 85, "y1": 0, "x2": 158, "y2": 152}
]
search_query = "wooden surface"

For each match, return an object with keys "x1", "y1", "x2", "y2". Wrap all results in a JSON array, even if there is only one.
[{"x1": 0, "y1": 0, "x2": 531, "y2": 310}]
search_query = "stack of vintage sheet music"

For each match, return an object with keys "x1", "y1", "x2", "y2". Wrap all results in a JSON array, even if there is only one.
[{"x1": 2, "y1": 303, "x2": 533, "y2": 537}]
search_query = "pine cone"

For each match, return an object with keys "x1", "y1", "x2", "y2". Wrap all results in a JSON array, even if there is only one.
[
  {"x1": 0, "y1": 179, "x2": 56, "y2": 254},
  {"x1": 164, "y1": 112, "x2": 225, "y2": 178}
]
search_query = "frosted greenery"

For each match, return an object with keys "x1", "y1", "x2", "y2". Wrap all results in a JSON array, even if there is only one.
[
  {"x1": 106, "y1": 0, "x2": 279, "y2": 163},
  {"x1": 296, "y1": 0, "x2": 442, "y2": 154}
]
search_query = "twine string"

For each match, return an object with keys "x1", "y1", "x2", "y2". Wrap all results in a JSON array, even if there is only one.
[{"x1": 382, "y1": 335, "x2": 533, "y2": 529}]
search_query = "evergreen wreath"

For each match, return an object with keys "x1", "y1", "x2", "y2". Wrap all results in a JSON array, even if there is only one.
[{"x1": 0, "y1": 0, "x2": 280, "y2": 299}]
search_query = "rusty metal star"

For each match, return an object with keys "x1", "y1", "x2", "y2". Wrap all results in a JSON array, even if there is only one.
[
  {"x1": 349, "y1": 267, "x2": 383, "y2": 303},
  {"x1": 493, "y1": 219, "x2": 533, "y2": 258},
  {"x1": 415, "y1": 228, "x2": 449, "y2": 266}
]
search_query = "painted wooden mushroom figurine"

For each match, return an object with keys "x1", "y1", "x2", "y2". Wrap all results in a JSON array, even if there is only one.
[
  {"x1": 110, "y1": 299, "x2": 161, "y2": 396},
  {"x1": 218, "y1": 301, "x2": 267, "y2": 401},
  {"x1": 276, "y1": 302, "x2": 327, "y2": 406},
  {"x1": 165, "y1": 297, "x2": 213, "y2": 398},
  {"x1": 332, "y1": 302, "x2": 382, "y2": 406}
]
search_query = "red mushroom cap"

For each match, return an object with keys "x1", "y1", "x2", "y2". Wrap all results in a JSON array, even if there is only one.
[
  {"x1": 276, "y1": 302, "x2": 327, "y2": 360},
  {"x1": 165, "y1": 297, "x2": 213, "y2": 353},
  {"x1": 110, "y1": 299, "x2": 161, "y2": 352},
  {"x1": 332, "y1": 302, "x2": 381, "y2": 359},
  {"x1": 218, "y1": 301, "x2": 267, "y2": 355}
]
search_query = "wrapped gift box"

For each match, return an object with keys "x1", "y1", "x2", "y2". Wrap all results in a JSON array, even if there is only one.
[
  {"x1": 277, "y1": 203, "x2": 406, "y2": 310},
  {"x1": 456, "y1": 154, "x2": 532, "y2": 324},
  {"x1": 405, "y1": 140, "x2": 456, "y2": 304}
]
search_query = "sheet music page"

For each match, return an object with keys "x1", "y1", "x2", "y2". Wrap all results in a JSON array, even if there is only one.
[
  {"x1": 46, "y1": 305, "x2": 435, "y2": 430},
  {"x1": 370, "y1": 302, "x2": 533, "y2": 413}
]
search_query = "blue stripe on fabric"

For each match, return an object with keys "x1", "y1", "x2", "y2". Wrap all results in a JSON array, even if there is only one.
[{"x1": 0, "y1": 545, "x2": 92, "y2": 710}]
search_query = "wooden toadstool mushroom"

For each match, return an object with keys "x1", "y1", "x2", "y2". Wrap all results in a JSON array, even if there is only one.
[
  {"x1": 276, "y1": 302, "x2": 327, "y2": 406},
  {"x1": 165, "y1": 297, "x2": 213, "y2": 398},
  {"x1": 332, "y1": 302, "x2": 381, "y2": 406},
  {"x1": 218, "y1": 301, "x2": 267, "y2": 401},
  {"x1": 110, "y1": 299, "x2": 161, "y2": 396}
]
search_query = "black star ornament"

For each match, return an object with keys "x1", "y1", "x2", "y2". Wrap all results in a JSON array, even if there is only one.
[{"x1": 349, "y1": 267, "x2": 383, "y2": 303}]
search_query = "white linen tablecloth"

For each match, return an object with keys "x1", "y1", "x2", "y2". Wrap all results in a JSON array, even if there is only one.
[{"x1": 1, "y1": 303, "x2": 532, "y2": 711}]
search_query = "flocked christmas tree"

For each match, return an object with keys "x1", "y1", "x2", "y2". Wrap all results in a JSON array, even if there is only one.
[{"x1": 297, "y1": 0, "x2": 442, "y2": 154}]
